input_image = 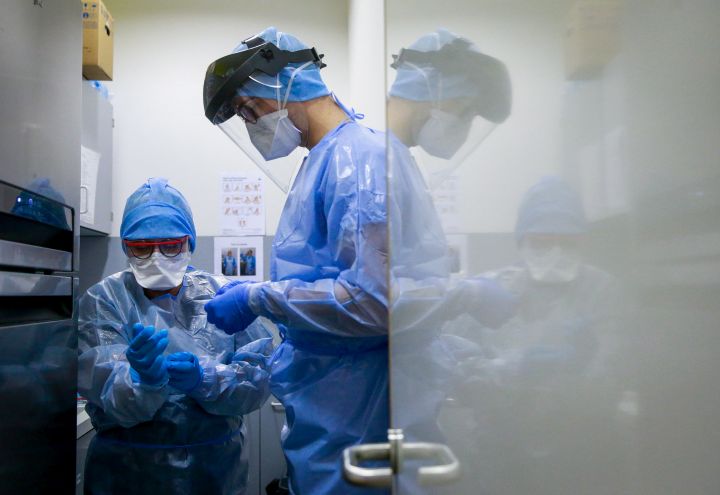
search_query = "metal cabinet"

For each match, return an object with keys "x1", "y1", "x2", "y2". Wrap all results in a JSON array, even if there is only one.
[{"x1": 80, "y1": 80, "x2": 113, "y2": 236}]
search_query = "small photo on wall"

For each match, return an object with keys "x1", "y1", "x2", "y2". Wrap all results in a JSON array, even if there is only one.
[
  {"x1": 213, "y1": 236, "x2": 264, "y2": 282},
  {"x1": 219, "y1": 247, "x2": 239, "y2": 277}
]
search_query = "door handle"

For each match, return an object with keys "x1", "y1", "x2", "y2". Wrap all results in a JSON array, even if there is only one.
[
  {"x1": 270, "y1": 401, "x2": 285, "y2": 413},
  {"x1": 80, "y1": 185, "x2": 89, "y2": 214},
  {"x1": 343, "y1": 429, "x2": 460, "y2": 487}
]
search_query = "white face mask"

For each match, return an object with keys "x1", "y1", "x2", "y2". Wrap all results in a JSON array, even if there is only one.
[
  {"x1": 521, "y1": 244, "x2": 581, "y2": 283},
  {"x1": 246, "y1": 108, "x2": 301, "y2": 160},
  {"x1": 414, "y1": 108, "x2": 472, "y2": 159},
  {"x1": 129, "y1": 251, "x2": 190, "y2": 290}
]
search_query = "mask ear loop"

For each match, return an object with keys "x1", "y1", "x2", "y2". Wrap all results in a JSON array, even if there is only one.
[{"x1": 281, "y1": 60, "x2": 314, "y2": 109}]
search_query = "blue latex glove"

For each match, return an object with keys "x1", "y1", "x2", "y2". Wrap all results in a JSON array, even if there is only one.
[
  {"x1": 166, "y1": 352, "x2": 204, "y2": 393},
  {"x1": 205, "y1": 282, "x2": 255, "y2": 335},
  {"x1": 126, "y1": 323, "x2": 169, "y2": 386},
  {"x1": 460, "y1": 277, "x2": 518, "y2": 329}
]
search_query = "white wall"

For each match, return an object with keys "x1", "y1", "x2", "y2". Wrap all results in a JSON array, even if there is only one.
[
  {"x1": 386, "y1": 0, "x2": 573, "y2": 233},
  {"x1": 104, "y1": 0, "x2": 349, "y2": 236},
  {"x1": 348, "y1": 0, "x2": 386, "y2": 131}
]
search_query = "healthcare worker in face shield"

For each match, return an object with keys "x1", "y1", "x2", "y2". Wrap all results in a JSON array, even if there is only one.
[
  {"x1": 78, "y1": 177, "x2": 273, "y2": 495},
  {"x1": 202, "y1": 26, "x2": 452, "y2": 494},
  {"x1": 386, "y1": 28, "x2": 516, "y2": 329},
  {"x1": 384, "y1": 30, "x2": 517, "y2": 493}
]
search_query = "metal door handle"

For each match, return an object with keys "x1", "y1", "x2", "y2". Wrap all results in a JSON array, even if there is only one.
[
  {"x1": 406, "y1": 442, "x2": 460, "y2": 485},
  {"x1": 80, "y1": 185, "x2": 89, "y2": 214},
  {"x1": 270, "y1": 401, "x2": 285, "y2": 412},
  {"x1": 343, "y1": 429, "x2": 460, "y2": 487},
  {"x1": 343, "y1": 442, "x2": 394, "y2": 487}
]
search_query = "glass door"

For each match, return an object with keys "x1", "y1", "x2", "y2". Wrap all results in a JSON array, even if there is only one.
[{"x1": 384, "y1": 1, "x2": 720, "y2": 493}]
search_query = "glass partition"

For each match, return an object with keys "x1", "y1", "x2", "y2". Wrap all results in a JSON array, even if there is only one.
[{"x1": 386, "y1": 1, "x2": 720, "y2": 493}]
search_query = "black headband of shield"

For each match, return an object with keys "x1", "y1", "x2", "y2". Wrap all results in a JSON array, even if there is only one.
[
  {"x1": 204, "y1": 36, "x2": 325, "y2": 124},
  {"x1": 390, "y1": 38, "x2": 512, "y2": 123}
]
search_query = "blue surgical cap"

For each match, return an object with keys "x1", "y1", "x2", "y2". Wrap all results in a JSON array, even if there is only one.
[
  {"x1": 389, "y1": 29, "x2": 483, "y2": 102},
  {"x1": 233, "y1": 26, "x2": 330, "y2": 102},
  {"x1": 120, "y1": 178, "x2": 197, "y2": 252},
  {"x1": 515, "y1": 176, "x2": 588, "y2": 242}
]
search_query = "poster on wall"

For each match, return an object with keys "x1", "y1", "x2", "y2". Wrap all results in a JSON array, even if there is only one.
[
  {"x1": 431, "y1": 173, "x2": 461, "y2": 233},
  {"x1": 213, "y1": 236, "x2": 264, "y2": 282},
  {"x1": 220, "y1": 175, "x2": 265, "y2": 236}
]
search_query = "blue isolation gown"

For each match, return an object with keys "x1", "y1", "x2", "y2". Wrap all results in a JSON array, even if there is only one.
[
  {"x1": 244, "y1": 119, "x2": 450, "y2": 494},
  {"x1": 78, "y1": 269, "x2": 274, "y2": 495}
]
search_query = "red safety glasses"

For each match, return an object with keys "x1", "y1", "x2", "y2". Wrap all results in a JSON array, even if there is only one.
[{"x1": 123, "y1": 236, "x2": 188, "y2": 259}]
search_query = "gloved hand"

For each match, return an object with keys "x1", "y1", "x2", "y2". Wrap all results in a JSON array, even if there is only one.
[
  {"x1": 458, "y1": 277, "x2": 518, "y2": 329},
  {"x1": 166, "y1": 352, "x2": 204, "y2": 393},
  {"x1": 216, "y1": 279, "x2": 245, "y2": 296},
  {"x1": 126, "y1": 323, "x2": 169, "y2": 386},
  {"x1": 205, "y1": 282, "x2": 256, "y2": 335}
]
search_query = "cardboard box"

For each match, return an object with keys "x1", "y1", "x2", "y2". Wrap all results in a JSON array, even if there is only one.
[
  {"x1": 82, "y1": 0, "x2": 114, "y2": 80},
  {"x1": 564, "y1": 0, "x2": 621, "y2": 80}
]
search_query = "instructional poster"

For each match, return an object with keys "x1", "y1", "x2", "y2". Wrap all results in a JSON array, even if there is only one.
[
  {"x1": 220, "y1": 176, "x2": 265, "y2": 236},
  {"x1": 214, "y1": 236, "x2": 264, "y2": 282}
]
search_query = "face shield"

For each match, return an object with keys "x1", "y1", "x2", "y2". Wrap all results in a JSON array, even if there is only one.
[
  {"x1": 204, "y1": 37, "x2": 325, "y2": 192},
  {"x1": 390, "y1": 39, "x2": 512, "y2": 189}
]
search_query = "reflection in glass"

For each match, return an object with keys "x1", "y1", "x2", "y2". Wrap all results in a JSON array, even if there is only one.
[
  {"x1": 11, "y1": 177, "x2": 71, "y2": 230},
  {"x1": 387, "y1": 1, "x2": 720, "y2": 494}
]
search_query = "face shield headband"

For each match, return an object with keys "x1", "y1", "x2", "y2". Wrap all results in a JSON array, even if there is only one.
[
  {"x1": 391, "y1": 38, "x2": 512, "y2": 124},
  {"x1": 204, "y1": 36, "x2": 326, "y2": 125}
]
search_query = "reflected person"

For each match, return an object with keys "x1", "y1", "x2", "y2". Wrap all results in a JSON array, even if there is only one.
[
  {"x1": 387, "y1": 28, "x2": 515, "y2": 436},
  {"x1": 453, "y1": 176, "x2": 624, "y2": 495},
  {"x1": 78, "y1": 178, "x2": 273, "y2": 495}
]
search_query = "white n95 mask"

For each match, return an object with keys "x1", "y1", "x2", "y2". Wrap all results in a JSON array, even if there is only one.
[
  {"x1": 246, "y1": 108, "x2": 301, "y2": 160},
  {"x1": 414, "y1": 108, "x2": 472, "y2": 159},
  {"x1": 129, "y1": 251, "x2": 190, "y2": 290},
  {"x1": 521, "y1": 245, "x2": 581, "y2": 283}
]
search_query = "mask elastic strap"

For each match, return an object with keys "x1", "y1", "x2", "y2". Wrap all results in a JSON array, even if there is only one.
[{"x1": 281, "y1": 60, "x2": 314, "y2": 109}]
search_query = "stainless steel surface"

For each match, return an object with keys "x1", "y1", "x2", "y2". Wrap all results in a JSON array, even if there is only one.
[
  {"x1": 0, "y1": 0, "x2": 82, "y2": 211},
  {"x1": 0, "y1": 1, "x2": 80, "y2": 493},
  {"x1": 0, "y1": 271, "x2": 72, "y2": 297},
  {"x1": 0, "y1": 319, "x2": 78, "y2": 493},
  {"x1": 0, "y1": 180, "x2": 73, "y2": 230},
  {"x1": 0, "y1": 239, "x2": 72, "y2": 272}
]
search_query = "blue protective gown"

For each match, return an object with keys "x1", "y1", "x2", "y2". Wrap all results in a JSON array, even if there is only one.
[
  {"x1": 78, "y1": 269, "x2": 273, "y2": 495},
  {"x1": 223, "y1": 255, "x2": 238, "y2": 276},
  {"x1": 244, "y1": 120, "x2": 449, "y2": 494}
]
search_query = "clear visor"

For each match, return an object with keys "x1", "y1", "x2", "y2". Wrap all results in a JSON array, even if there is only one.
[
  {"x1": 411, "y1": 111, "x2": 497, "y2": 190},
  {"x1": 218, "y1": 68, "x2": 311, "y2": 193}
]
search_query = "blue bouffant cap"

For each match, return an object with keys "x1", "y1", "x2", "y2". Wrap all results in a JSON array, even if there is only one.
[
  {"x1": 120, "y1": 177, "x2": 196, "y2": 252},
  {"x1": 515, "y1": 176, "x2": 588, "y2": 243}
]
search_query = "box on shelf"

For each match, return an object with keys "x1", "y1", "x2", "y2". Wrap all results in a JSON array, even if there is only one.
[{"x1": 82, "y1": 0, "x2": 114, "y2": 80}]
